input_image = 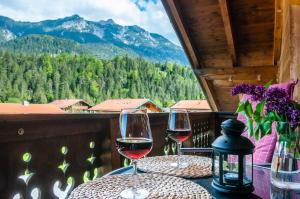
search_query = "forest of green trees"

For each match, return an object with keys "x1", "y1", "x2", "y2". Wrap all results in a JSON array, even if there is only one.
[{"x1": 0, "y1": 51, "x2": 203, "y2": 107}]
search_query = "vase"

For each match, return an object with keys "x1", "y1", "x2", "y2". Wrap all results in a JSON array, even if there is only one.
[{"x1": 270, "y1": 123, "x2": 300, "y2": 199}]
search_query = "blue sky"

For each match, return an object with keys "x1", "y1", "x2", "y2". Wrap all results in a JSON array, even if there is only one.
[{"x1": 0, "y1": 0, "x2": 180, "y2": 45}]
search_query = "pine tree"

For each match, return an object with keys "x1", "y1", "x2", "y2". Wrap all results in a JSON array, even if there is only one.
[{"x1": 0, "y1": 51, "x2": 204, "y2": 106}]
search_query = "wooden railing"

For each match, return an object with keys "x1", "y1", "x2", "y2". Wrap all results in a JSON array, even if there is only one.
[{"x1": 0, "y1": 112, "x2": 235, "y2": 199}]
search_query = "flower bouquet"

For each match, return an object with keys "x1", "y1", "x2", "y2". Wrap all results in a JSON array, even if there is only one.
[
  {"x1": 232, "y1": 82, "x2": 299, "y2": 143},
  {"x1": 232, "y1": 81, "x2": 300, "y2": 195}
]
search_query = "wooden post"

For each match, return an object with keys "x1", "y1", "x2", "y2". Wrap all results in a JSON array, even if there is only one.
[{"x1": 290, "y1": 5, "x2": 300, "y2": 102}]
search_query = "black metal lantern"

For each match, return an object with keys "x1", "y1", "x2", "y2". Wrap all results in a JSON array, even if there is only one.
[{"x1": 212, "y1": 119, "x2": 255, "y2": 194}]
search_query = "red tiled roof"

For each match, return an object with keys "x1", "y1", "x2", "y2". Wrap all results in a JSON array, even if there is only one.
[
  {"x1": 89, "y1": 99, "x2": 150, "y2": 112},
  {"x1": 0, "y1": 103, "x2": 65, "y2": 114},
  {"x1": 50, "y1": 99, "x2": 89, "y2": 109},
  {"x1": 171, "y1": 100, "x2": 211, "y2": 110}
]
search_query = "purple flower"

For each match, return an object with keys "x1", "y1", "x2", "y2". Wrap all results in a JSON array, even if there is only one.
[
  {"x1": 265, "y1": 100, "x2": 300, "y2": 127},
  {"x1": 264, "y1": 87, "x2": 290, "y2": 116},
  {"x1": 265, "y1": 101, "x2": 282, "y2": 114},
  {"x1": 231, "y1": 83, "x2": 256, "y2": 96},
  {"x1": 251, "y1": 85, "x2": 266, "y2": 101},
  {"x1": 231, "y1": 83, "x2": 265, "y2": 101},
  {"x1": 233, "y1": 82, "x2": 300, "y2": 128},
  {"x1": 264, "y1": 87, "x2": 289, "y2": 104},
  {"x1": 288, "y1": 108, "x2": 299, "y2": 127}
]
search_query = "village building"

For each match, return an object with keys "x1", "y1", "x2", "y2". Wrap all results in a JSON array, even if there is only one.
[
  {"x1": 171, "y1": 100, "x2": 211, "y2": 112},
  {"x1": 50, "y1": 99, "x2": 91, "y2": 112},
  {"x1": 0, "y1": 103, "x2": 65, "y2": 114},
  {"x1": 89, "y1": 98, "x2": 163, "y2": 113}
]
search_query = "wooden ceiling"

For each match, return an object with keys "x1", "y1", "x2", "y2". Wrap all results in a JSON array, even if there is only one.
[{"x1": 162, "y1": 0, "x2": 280, "y2": 111}]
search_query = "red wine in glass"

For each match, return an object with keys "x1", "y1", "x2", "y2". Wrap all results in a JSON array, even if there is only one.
[
  {"x1": 116, "y1": 137, "x2": 152, "y2": 159},
  {"x1": 167, "y1": 108, "x2": 191, "y2": 168},
  {"x1": 167, "y1": 129, "x2": 192, "y2": 142},
  {"x1": 117, "y1": 108, "x2": 153, "y2": 199}
]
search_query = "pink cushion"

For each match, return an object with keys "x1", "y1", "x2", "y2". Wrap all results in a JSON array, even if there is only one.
[{"x1": 269, "y1": 80, "x2": 298, "y2": 99}]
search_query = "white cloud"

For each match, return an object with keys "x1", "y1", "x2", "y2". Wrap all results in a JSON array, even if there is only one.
[{"x1": 0, "y1": 0, "x2": 181, "y2": 45}]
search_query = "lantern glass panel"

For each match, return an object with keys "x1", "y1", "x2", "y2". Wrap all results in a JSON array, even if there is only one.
[
  {"x1": 243, "y1": 154, "x2": 253, "y2": 185},
  {"x1": 223, "y1": 154, "x2": 239, "y2": 186},
  {"x1": 213, "y1": 151, "x2": 220, "y2": 183}
]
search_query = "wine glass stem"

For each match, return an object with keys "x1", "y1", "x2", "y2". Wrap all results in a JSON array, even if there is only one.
[
  {"x1": 132, "y1": 160, "x2": 138, "y2": 193},
  {"x1": 177, "y1": 142, "x2": 182, "y2": 167},
  {"x1": 133, "y1": 160, "x2": 137, "y2": 175}
]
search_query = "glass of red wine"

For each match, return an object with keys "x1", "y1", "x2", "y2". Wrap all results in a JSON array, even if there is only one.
[
  {"x1": 167, "y1": 108, "x2": 191, "y2": 168},
  {"x1": 116, "y1": 108, "x2": 153, "y2": 199}
]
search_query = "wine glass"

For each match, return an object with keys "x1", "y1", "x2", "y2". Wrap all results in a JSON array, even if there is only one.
[
  {"x1": 167, "y1": 108, "x2": 191, "y2": 168},
  {"x1": 116, "y1": 108, "x2": 153, "y2": 199}
]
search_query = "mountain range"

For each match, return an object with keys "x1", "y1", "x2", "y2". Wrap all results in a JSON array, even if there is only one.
[{"x1": 0, "y1": 15, "x2": 189, "y2": 65}]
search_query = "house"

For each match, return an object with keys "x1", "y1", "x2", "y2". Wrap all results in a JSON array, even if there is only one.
[
  {"x1": 171, "y1": 100, "x2": 211, "y2": 112},
  {"x1": 89, "y1": 98, "x2": 163, "y2": 113},
  {"x1": 0, "y1": 103, "x2": 65, "y2": 114},
  {"x1": 50, "y1": 99, "x2": 91, "y2": 112}
]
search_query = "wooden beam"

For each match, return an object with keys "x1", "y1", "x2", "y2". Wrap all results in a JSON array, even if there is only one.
[
  {"x1": 194, "y1": 66, "x2": 278, "y2": 76},
  {"x1": 212, "y1": 80, "x2": 272, "y2": 87},
  {"x1": 199, "y1": 77, "x2": 219, "y2": 111},
  {"x1": 218, "y1": 0, "x2": 237, "y2": 66},
  {"x1": 204, "y1": 73, "x2": 278, "y2": 81},
  {"x1": 162, "y1": 0, "x2": 219, "y2": 111},
  {"x1": 273, "y1": 0, "x2": 283, "y2": 65},
  {"x1": 290, "y1": 0, "x2": 300, "y2": 4},
  {"x1": 162, "y1": 0, "x2": 202, "y2": 68}
]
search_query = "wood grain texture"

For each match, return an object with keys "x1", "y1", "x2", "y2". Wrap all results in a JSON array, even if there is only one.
[
  {"x1": 162, "y1": 0, "x2": 221, "y2": 109},
  {"x1": 278, "y1": 0, "x2": 291, "y2": 82},
  {"x1": 290, "y1": 5, "x2": 300, "y2": 102},
  {"x1": 163, "y1": 0, "x2": 278, "y2": 111},
  {"x1": 195, "y1": 66, "x2": 278, "y2": 76},
  {"x1": 290, "y1": 0, "x2": 300, "y2": 4},
  {"x1": 200, "y1": 77, "x2": 219, "y2": 111},
  {"x1": 0, "y1": 112, "x2": 220, "y2": 198},
  {"x1": 273, "y1": 0, "x2": 283, "y2": 65},
  {"x1": 219, "y1": 0, "x2": 237, "y2": 66},
  {"x1": 162, "y1": 0, "x2": 201, "y2": 68}
]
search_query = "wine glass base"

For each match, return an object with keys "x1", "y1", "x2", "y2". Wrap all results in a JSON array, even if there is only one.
[
  {"x1": 120, "y1": 188, "x2": 149, "y2": 199},
  {"x1": 170, "y1": 162, "x2": 189, "y2": 169}
]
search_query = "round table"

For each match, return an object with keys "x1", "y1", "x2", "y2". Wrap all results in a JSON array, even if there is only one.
[
  {"x1": 69, "y1": 164, "x2": 276, "y2": 199},
  {"x1": 104, "y1": 164, "x2": 272, "y2": 199}
]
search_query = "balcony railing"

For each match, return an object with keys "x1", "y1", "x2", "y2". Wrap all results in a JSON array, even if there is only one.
[{"x1": 0, "y1": 112, "x2": 235, "y2": 199}]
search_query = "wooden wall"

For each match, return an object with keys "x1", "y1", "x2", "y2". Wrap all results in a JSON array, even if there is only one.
[
  {"x1": 278, "y1": 1, "x2": 300, "y2": 102},
  {"x1": 290, "y1": 5, "x2": 300, "y2": 102},
  {"x1": 278, "y1": 0, "x2": 291, "y2": 82}
]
